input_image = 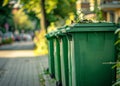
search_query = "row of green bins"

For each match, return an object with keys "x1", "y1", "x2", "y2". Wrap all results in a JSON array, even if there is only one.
[
  {"x1": 56, "y1": 26, "x2": 69, "y2": 86},
  {"x1": 54, "y1": 30, "x2": 62, "y2": 86},
  {"x1": 46, "y1": 32, "x2": 55, "y2": 78},
  {"x1": 46, "y1": 30, "x2": 62, "y2": 85},
  {"x1": 65, "y1": 22, "x2": 117, "y2": 86},
  {"x1": 46, "y1": 22, "x2": 117, "y2": 86}
]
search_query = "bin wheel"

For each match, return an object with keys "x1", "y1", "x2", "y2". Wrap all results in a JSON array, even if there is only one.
[
  {"x1": 50, "y1": 74, "x2": 55, "y2": 79},
  {"x1": 56, "y1": 81, "x2": 62, "y2": 86}
]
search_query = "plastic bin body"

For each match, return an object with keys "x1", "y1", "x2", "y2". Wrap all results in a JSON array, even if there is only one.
[
  {"x1": 67, "y1": 23, "x2": 117, "y2": 86},
  {"x1": 67, "y1": 35, "x2": 72, "y2": 86},
  {"x1": 54, "y1": 37, "x2": 61, "y2": 83},
  {"x1": 48, "y1": 37, "x2": 55, "y2": 78},
  {"x1": 59, "y1": 35, "x2": 69, "y2": 86}
]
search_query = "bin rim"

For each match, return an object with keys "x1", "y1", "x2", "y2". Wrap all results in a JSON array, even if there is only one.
[
  {"x1": 66, "y1": 22, "x2": 117, "y2": 32},
  {"x1": 55, "y1": 26, "x2": 70, "y2": 36},
  {"x1": 45, "y1": 25, "x2": 70, "y2": 38},
  {"x1": 45, "y1": 30, "x2": 58, "y2": 39}
]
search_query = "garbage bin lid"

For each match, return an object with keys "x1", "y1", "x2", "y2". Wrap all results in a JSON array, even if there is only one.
[
  {"x1": 45, "y1": 32, "x2": 55, "y2": 39},
  {"x1": 66, "y1": 23, "x2": 117, "y2": 32},
  {"x1": 55, "y1": 26, "x2": 70, "y2": 36}
]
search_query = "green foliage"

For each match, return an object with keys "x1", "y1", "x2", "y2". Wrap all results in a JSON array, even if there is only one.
[
  {"x1": 2, "y1": 0, "x2": 9, "y2": 6},
  {"x1": 39, "y1": 74, "x2": 45, "y2": 86},
  {"x1": 0, "y1": 27, "x2": 5, "y2": 33},
  {"x1": 113, "y1": 28, "x2": 120, "y2": 86},
  {"x1": 2, "y1": 38, "x2": 13, "y2": 44},
  {"x1": 2, "y1": 0, "x2": 76, "y2": 31},
  {"x1": 20, "y1": 0, "x2": 76, "y2": 27},
  {"x1": 20, "y1": 0, "x2": 41, "y2": 30},
  {"x1": 54, "y1": 0, "x2": 76, "y2": 18},
  {"x1": 96, "y1": 10, "x2": 104, "y2": 21},
  {"x1": 13, "y1": 9, "x2": 35, "y2": 31},
  {"x1": 0, "y1": 0, "x2": 13, "y2": 32},
  {"x1": 45, "y1": 0, "x2": 58, "y2": 14},
  {"x1": 93, "y1": 0, "x2": 104, "y2": 21},
  {"x1": 115, "y1": 40, "x2": 120, "y2": 45},
  {"x1": 43, "y1": 68, "x2": 49, "y2": 74},
  {"x1": 21, "y1": 0, "x2": 40, "y2": 18},
  {"x1": 46, "y1": 13, "x2": 57, "y2": 23}
]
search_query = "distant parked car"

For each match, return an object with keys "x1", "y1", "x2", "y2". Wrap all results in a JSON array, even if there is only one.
[
  {"x1": 3, "y1": 32, "x2": 14, "y2": 40},
  {"x1": 14, "y1": 34, "x2": 21, "y2": 41},
  {"x1": 20, "y1": 33, "x2": 32, "y2": 41}
]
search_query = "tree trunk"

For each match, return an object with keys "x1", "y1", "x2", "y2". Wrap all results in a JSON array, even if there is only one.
[
  {"x1": 40, "y1": 0, "x2": 47, "y2": 33},
  {"x1": 94, "y1": 0, "x2": 98, "y2": 12}
]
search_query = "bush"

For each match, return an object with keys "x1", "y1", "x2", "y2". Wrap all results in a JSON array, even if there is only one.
[
  {"x1": 33, "y1": 29, "x2": 48, "y2": 56},
  {"x1": 2, "y1": 38, "x2": 13, "y2": 44},
  {"x1": 113, "y1": 28, "x2": 120, "y2": 86}
]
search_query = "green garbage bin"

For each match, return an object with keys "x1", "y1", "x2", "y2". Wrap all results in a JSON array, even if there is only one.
[
  {"x1": 56, "y1": 26, "x2": 69, "y2": 86},
  {"x1": 54, "y1": 30, "x2": 62, "y2": 86},
  {"x1": 66, "y1": 23, "x2": 117, "y2": 86},
  {"x1": 46, "y1": 32, "x2": 55, "y2": 78}
]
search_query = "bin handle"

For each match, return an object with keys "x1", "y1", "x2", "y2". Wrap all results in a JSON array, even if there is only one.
[{"x1": 102, "y1": 61, "x2": 116, "y2": 64}]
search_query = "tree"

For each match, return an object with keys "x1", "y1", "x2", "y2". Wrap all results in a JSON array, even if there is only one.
[
  {"x1": 94, "y1": 0, "x2": 103, "y2": 21},
  {"x1": 0, "y1": 0, "x2": 13, "y2": 32},
  {"x1": 20, "y1": 0, "x2": 76, "y2": 32},
  {"x1": 13, "y1": 9, "x2": 35, "y2": 32},
  {"x1": 3, "y1": 0, "x2": 76, "y2": 32},
  {"x1": 40, "y1": 0, "x2": 47, "y2": 32}
]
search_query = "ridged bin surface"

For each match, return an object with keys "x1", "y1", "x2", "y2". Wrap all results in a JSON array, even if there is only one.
[
  {"x1": 54, "y1": 37, "x2": 61, "y2": 82},
  {"x1": 46, "y1": 34, "x2": 55, "y2": 78},
  {"x1": 67, "y1": 23, "x2": 117, "y2": 86},
  {"x1": 60, "y1": 35, "x2": 69, "y2": 86},
  {"x1": 48, "y1": 38, "x2": 55, "y2": 77}
]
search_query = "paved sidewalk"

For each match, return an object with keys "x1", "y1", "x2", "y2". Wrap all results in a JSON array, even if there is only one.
[
  {"x1": 0, "y1": 56, "x2": 56, "y2": 86},
  {"x1": 0, "y1": 50, "x2": 35, "y2": 58}
]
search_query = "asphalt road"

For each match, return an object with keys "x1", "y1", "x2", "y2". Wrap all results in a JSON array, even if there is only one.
[
  {"x1": 0, "y1": 41, "x2": 35, "y2": 50},
  {"x1": 0, "y1": 41, "x2": 35, "y2": 58}
]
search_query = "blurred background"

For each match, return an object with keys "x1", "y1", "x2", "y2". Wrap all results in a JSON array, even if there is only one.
[{"x1": 0, "y1": 0, "x2": 120, "y2": 56}]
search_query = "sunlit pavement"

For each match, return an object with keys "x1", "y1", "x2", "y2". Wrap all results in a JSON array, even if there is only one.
[
  {"x1": 0, "y1": 41, "x2": 35, "y2": 58},
  {"x1": 0, "y1": 50, "x2": 35, "y2": 58},
  {"x1": 0, "y1": 41, "x2": 56, "y2": 86}
]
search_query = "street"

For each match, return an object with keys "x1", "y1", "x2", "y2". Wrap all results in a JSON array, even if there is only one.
[
  {"x1": 0, "y1": 41, "x2": 34, "y2": 50},
  {"x1": 0, "y1": 41, "x2": 55, "y2": 86},
  {"x1": 0, "y1": 41, "x2": 35, "y2": 58}
]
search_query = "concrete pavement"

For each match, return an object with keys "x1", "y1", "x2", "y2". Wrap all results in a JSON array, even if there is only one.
[
  {"x1": 0, "y1": 56, "x2": 56, "y2": 86},
  {"x1": 0, "y1": 50, "x2": 35, "y2": 58},
  {"x1": 0, "y1": 41, "x2": 56, "y2": 86}
]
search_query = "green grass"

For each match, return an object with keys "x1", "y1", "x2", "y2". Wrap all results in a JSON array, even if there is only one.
[{"x1": 39, "y1": 73, "x2": 45, "y2": 86}]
